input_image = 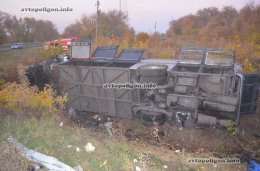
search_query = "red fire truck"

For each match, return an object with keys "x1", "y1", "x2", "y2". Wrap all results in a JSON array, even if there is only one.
[{"x1": 44, "y1": 36, "x2": 79, "y2": 51}]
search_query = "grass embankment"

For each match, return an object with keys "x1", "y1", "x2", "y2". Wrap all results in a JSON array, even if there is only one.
[
  {"x1": 0, "y1": 112, "x2": 248, "y2": 171},
  {"x1": 0, "y1": 47, "x2": 42, "y2": 81},
  {"x1": 0, "y1": 114, "x2": 163, "y2": 171}
]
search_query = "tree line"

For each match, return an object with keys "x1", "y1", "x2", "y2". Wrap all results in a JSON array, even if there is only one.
[
  {"x1": 0, "y1": 11, "x2": 59, "y2": 44},
  {"x1": 0, "y1": 2, "x2": 259, "y2": 72}
]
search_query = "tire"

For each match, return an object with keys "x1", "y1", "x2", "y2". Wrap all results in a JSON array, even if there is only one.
[
  {"x1": 139, "y1": 75, "x2": 167, "y2": 85},
  {"x1": 138, "y1": 65, "x2": 168, "y2": 77}
]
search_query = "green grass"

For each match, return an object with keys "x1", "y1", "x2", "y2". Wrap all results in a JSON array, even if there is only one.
[
  {"x1": 0, "y1": 47, "x2": 42, "y2": 62},
  {"x1": 0, "y1": 114, "x2": 140, "y2": 170},
  {"x1": 0, "y1": 113, "x2": 247, "y2": 171}
]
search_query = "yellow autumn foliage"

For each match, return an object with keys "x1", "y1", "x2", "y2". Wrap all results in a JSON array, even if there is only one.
[
  {"x1": 242, "y1": 58, "x2": 256, "y2": 74},
  {"x1": 0, "y1": 64, "x2": 67, "y2": 116}
]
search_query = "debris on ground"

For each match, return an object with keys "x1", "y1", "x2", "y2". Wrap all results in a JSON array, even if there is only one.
[
  {"x1": 8, "y1": 136, "x2": 75, "y2": 171},
  {"x1": 76, "y1": 147, "x2": 81, "y2": 152},
  {"x1": 100, "y1": 160, "x2": 107, "y2": 168},
  {"x1": 104, "y1": 117, "x2": 113, "y2": 137},
  {"x1": 175, "y1": 149, "x2": 181, "y2": 154},
  {"x1": 135, "y1": 166, "x2": 142, "y2": 171},
  {"x1": 85, "y1": 143, "x2": 95, "y2": 153},
  {"x1": 69, "y1": 108, "x2": 77, "y2": 117}
]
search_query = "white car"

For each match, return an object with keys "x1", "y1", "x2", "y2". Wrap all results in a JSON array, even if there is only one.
[{"x1": 11, "y1": 43, "x2": 23, "y2": 49}]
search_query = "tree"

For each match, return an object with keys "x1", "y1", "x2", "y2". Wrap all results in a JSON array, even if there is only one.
[
  {"x1": 98, "y1": 10, "x2": 128, "y2": 38},
  {"x1": 63, "y1": 10, "x2": 130, "y2": 41},
  {"x1": 0, "y1": 11, "x2": 11, "y2": 44},
  {"x1": 80, "y1": 14, "x2": 96, "y2": 40},
  {"x1": 4, "y1": 13, "x2": 59, "y2": 42},
  {"x1": 136, "y1": 32, "x2": 149, "y2": 43},
  {"x1": 62, "y1": 21, "x2": 82, "y2": 37},
  {"x1": 34, "y1": 20, "x2": 59, "y2": 41}
]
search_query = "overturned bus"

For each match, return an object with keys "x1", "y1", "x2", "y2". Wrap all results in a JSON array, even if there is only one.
[{"x1": 29, "y1": 41, "x2": 260, "y2": 128}]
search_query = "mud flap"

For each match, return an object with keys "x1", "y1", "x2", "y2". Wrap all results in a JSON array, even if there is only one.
[{"x1": 240, "y1": 74, "x2": 260, "y2": 115}]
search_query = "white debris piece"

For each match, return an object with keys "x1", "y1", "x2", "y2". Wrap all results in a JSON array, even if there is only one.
[
  {"x1": 60, "y1": 122, "x2": 64, "y2": 127},
  {"x1": 67, "y1": 145, "x2": 72, "y2": 148},
  {"x1": 175, "y1": 149, "x2": 181, "y2": 154},
  {"x1": 8, "y1": 136, "x2": 75, "y2": 171},
  {"x1": 133, "y1": 159, "x2": 138, "y2": 163},
  {"x1": 76, "y1": 147, "x2": 81, "y2": 152},
  {"x1": 85, "y1": 143, "x2": 95, "y2": 153},
  {"x1": 135, "y1": 166, "x2": 142, "y2": 171},
  {"x1": 163, "y1": 165, "x2": 168, "y2": 169}
]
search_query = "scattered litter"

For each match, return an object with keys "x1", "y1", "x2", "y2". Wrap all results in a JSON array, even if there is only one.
[
  {"x1": 69, "y1": 108, "x2": 77, "y2": 117},
  {"x1": 85, "y1": 143, "x2": 95, "y2": 153},
  {"x1": 8, "y1": 136, "x2": 75, "y2": 171},
  {"x1": 76, "y1": 147, "x2": 81, "y2": 152},
  {"x1": 100, "y1": 160, "x2": 107, "y2": 167},
  {"x1": 175, "y1": 149, "x2": 181, "y2": 154},
  {"x1": 67, "y1": 145, "x2": 72, "y2": 148},
  {"x1": 135, "y1": 166, "x2": 141, "y2": 171},
  {"x1": 163, "y1": 165, "x2": 168, "y2": 169},
  {"x1": 213, "y1": 164, "x2": 217, "y2": 168},
  {"x1": 133, "y1": 159, "x2": 138, "y2": 163},
  {"x1": 28, "y1": 163, "x2": 41, "y2": 170},
  {"x1": 92, "y1": 114, "x2": 99, "y2": 120},
  {"x1": 60, "y1": 122, "x2": 63, "y2": 127},
  {"x1": 104, "y1": 118, "x2": 113, "y2": 137}
]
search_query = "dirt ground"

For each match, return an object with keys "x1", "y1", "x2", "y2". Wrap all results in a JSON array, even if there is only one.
[{"x1": 73, "y1": 104, "x2": 260, "y2": 164}]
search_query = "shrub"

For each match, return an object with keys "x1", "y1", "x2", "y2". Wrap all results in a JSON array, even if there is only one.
[
  {"x1": 0, "y1": 64, "x2": 67, "y2": 117},
  {"x1": 37, "y1": 44, "x2": 65, "y2": 61},
  {"x1": 226, "y1": 120, "x2": 239, "y2": 136}
]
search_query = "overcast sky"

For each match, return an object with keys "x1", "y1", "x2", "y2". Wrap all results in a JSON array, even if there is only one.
[{"x1": 1, "y1": 0, "x2": 260, "y2": 34}]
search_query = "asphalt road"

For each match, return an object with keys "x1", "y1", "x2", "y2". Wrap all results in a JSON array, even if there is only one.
[{"x1": 0, "y1": 42, "x2": 44, "y2": 51}]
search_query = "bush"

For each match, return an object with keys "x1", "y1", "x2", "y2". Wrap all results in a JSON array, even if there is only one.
[
  {"x1": 0, "y1": 64, "x2": 67, "y2": 117},
  {"x1": 37, "y1": 44, "x2": 65, "y2": 61}
]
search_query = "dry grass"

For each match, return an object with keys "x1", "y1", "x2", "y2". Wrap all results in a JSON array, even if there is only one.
[
  {"x1": 0, "y1": 47, "x2": 42, "y2": 82},
  {"x1": 0, "y1": 142, "x2": 28, "y2": 171}
]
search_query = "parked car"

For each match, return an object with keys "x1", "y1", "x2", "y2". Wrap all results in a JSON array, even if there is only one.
[{"x1": 10, "y1": 43, "x2": 23, "y2": 49}]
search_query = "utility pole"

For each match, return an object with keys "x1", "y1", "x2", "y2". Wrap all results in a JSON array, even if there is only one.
[
  {"x1": 154, "y1": 21, "x2": 157, "y2": 33},
  {"x1": 119, "y1": 0, "x2": 121, "y2": 12},
  {"x1": 95, "y1": 0, "x2": 100, "y2": 43}
]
